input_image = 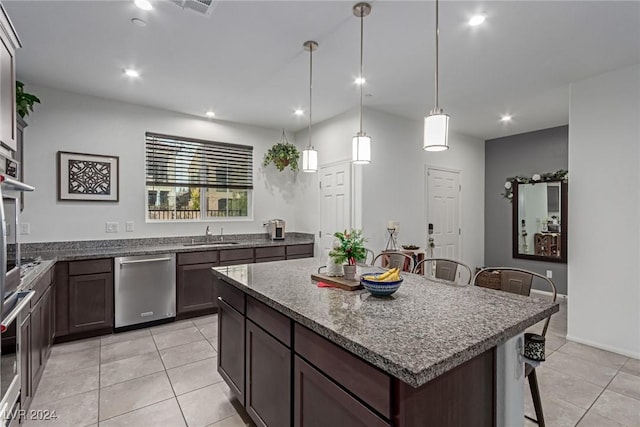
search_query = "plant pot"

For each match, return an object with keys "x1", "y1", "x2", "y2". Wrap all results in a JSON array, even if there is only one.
[
  {"x1": 274, "y1": 158, "x2": 290, "y2": 169},
  {"x1": 343, "y1": 264, "x2": 357, "y2": 281}
]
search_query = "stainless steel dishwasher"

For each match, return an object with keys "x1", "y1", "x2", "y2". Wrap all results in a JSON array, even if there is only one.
[{"x1": 114, "y1": 253, "x2": 176, "y2": 328}]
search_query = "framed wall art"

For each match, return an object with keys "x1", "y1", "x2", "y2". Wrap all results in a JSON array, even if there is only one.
[{"x1": 57, "y1": 151, "x2": 119, "y2": 202}]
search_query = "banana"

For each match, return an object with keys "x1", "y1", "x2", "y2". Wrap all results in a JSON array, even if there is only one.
[
  {"x1": 381, "y1": 271, "x2": 401, "y2": 282},
  {"x1": 376, "y1": 268, "x2": 397, "y2": 280}
]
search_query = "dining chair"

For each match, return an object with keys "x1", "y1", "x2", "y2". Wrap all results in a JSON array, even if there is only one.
[
  {"x1": 357, "y1": 248, "x2": 376, "y2": 266},
  {"x1": 413, "y1": 258, "x2": 472, "y2": 284},
  {"x1": 371, "y1": 251, "x2": 415, "y2": 273},
  {"x1": 472, "y1": 267, "x2": 557, "y2": 427}
]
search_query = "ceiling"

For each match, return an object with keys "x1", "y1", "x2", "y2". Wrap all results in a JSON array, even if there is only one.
[{"x1": 5, "y1": 1, "x2": 640, "y2": 140}]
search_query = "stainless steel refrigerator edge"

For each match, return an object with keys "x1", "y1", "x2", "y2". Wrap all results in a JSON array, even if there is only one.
[{"x1": 114, "y1": 254, "x2": 176, "y2": 328}]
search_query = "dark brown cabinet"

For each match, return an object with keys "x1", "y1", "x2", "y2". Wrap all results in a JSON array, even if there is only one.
[
  {"x1": 286, "y1": 244, "x2": 314, "y2": 260},
  {"x1": 30, "y1": 294, "x2": 43, "y2": 391},
  {"x1": 255, "y1": 246, "x2": 286, "y2": 263},
  {"x1": 176, "y1": 251, "x2": 219, "y2": 319},
  {"x1": 177, "y1": 263, "x2": 218, "y2": 315},
  {"x1": 19, "y1": 313, "x2": 31, "y2": 411},
  {"x1": 217, "y1": 297, "x2": 245, "y2": 405},
  {"x1": 293, "y1": 356, "x2": 389, "y2": 427},
  {"x1": 245, "y1": 320, "x2": 291, "y2": 427},
  {"x1": 68, "y1": 272, "x2": 114, "y2": 334}
]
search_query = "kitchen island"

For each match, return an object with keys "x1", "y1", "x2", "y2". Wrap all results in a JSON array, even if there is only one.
[{"x1": 212, "y1": 258, "x2": 559, "y2": 427}]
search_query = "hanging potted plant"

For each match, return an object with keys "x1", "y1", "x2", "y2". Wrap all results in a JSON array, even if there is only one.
[
  {"x1": 263, "y1": 130, "x2": 300, "y2": 172},
  {"x1": 329, "y1": 229, "x2": 367, "y2": 281},
  {"x1": 16, "y1": 81, "x2": 41, "y2": 119}
]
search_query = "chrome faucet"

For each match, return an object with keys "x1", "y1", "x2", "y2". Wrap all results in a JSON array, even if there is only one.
[{"x1": 205, "y1": 225, "x2": 213, "y2": 241}]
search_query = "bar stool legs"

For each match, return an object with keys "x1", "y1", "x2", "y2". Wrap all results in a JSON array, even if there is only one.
[{"x1": 527, "y1": 368, "x2": 545, "y2": 426}]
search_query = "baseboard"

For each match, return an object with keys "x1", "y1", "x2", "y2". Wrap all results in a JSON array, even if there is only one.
[
  {"x1": 566, "y1": 335, "x2": 640, "y2": 359},
  {"x1": 530, "y1": 288, "x2": 567, "y2": 301}
]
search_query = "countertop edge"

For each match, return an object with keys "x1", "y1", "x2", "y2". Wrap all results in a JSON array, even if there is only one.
[{"x1": 212, "y1": 269, "x2": 559, "y2": 388}]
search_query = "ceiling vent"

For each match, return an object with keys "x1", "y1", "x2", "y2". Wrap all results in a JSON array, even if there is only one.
[{"x1": 172, "y1": 0, "x2": 218, "y2": 16}]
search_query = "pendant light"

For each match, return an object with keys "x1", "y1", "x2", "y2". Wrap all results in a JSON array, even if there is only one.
[
  {"x1": 352, "y1": 2, "x2": 372, "y2": 164},
  {"x1": 302, "y1": 41, "x2": 318, "y2": 173},
  {"x1": 423, "y1": 0, "x2": 450, "y2": 152}
]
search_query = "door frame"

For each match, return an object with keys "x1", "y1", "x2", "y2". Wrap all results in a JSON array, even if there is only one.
[{"x1": 425, "y1": 165, "x2": 463, "y2": 260}]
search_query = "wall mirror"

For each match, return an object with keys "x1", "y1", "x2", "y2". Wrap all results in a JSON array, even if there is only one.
[{"x1": 512, "y1": 180, "x2": 567, "y2": 263}]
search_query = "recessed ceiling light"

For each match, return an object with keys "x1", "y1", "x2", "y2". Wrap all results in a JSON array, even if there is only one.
[
  {"x1": 206, "y1": 111, "x2": 216, "y2": 118},
  {"x1": 134, "y1": 0, "x2": 153, "y2": 11},
  {"x1": 124, "y1": 68, "x2": 140, "y2": 78},
  {"x1": 500, "y1": 114, "x2": 512, "y2": 122},
  {"x1": 468, "y1": 14, "x2": 486, "y2": 26},
  {"x1": 294, "y1": 109, "x2": 304, "y2": 116},
  {"x1": 355, "y1": 76, "x2": 366, "y2": 85},
  {"x1": 131, "y1": 18, "x2": 147, "y2": 27}
]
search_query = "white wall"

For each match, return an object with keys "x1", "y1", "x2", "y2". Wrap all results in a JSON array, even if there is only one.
[
  {"x1": 567, "y1": 64, "x2": 640, "y2": 358},
  {"x1": 295, "y1": 107, "x2": 485, "y2": 270},
  {"x1": 21, "y1": 85, "x2": 308, "y2": 242}
]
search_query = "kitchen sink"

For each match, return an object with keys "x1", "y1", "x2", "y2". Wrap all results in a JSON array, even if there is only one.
[{"x1": 183, "y1": 241, "x2": 240, "y2": 247}]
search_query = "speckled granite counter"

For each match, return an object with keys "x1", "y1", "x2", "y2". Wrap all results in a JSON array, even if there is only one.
[
  {"x1": 19, "y1": 233, "x2": 314, "y2": 262},
  {"x1": 212, "y1": 257, "x2": 559, "y2": 388}
]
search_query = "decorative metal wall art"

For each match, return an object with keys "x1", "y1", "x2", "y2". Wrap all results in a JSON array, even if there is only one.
[{"x1": 57, "y1": 151, "x2": 119, "y2": 202}]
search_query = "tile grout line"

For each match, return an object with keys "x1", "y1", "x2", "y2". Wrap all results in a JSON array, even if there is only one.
[{"x1": 573, "y1": 362, "x2": 627, "y2": 426}]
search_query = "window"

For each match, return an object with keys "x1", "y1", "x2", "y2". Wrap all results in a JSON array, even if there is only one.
[{"x1": 145, "y1": 132, "x2": 253, "y2": 221}]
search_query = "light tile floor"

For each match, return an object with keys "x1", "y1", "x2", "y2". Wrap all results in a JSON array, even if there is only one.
[
  {"x1": 23, "y1": 315, "x2": 255, "y2": 427},
  {"x1": 23, "y1": 302, "x2": 640, "y2": 426}
]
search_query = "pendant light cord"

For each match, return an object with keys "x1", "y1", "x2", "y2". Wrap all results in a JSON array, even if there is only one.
[
  {"x1": 359, "y1": 9, "x2": 364, "y2": 134},
  {"x1": 308, "y1": 45, "x2": 313, "y2": 148},
  {"x1": 434, "y1": 0, "x2": 439, "y2": 110}
]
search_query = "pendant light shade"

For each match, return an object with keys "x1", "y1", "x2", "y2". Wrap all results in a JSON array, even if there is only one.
[
  {"x1": 423, "y1": 0, "x2": 450, "y2": 152},
  {"x1": 302, "y1": 147, "x2": 318, "y2": 172},
  {"x1": 424, "y1": 111, "x2": 449, "y2": 151},
  {"x1": 302, "y1": 40, "x2": 319, "y2": 173},
  {"x1": 352, "y1": 133, "x2": 371, "y2": 164},
  {"x1": 352, "y1": 2, "x2": 372, "y2": 164}
]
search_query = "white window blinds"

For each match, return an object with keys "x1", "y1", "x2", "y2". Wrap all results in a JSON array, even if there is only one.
[{"x1": 145, "y1": 132, "x2": 253, "y2": 189}]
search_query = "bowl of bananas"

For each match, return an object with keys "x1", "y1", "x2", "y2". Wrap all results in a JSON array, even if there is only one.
[{"x1": 360, "y1": 268, "x2": 403, "y2": 297}]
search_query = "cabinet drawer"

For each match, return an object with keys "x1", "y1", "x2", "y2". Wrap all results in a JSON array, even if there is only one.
[
  {"x1": 255, "y1": 246, "x2": 285, "y2": 259},
  {"x1": 247, "y1": 296, "x2": 290, "y2": 347},
  {"x1": 68, "y1": 259, "x2": 112, "y2": 276},
  {"x1": 294, "y1": 324, "x2": 391, "y2": 418},
  {"x1": 220, "y1": 248, "x2": 255, "y2": 263},
  {"x1": 286, "y1": 244, "x2": 313, "y2": 257},
  {"x1": 32, "y1": 268, "x2": 53, "y2": 305},
  {"x1": 177, "y1": 251, "x2": 218, "y2": 266},
  {"x1": 254, "y1": 256, "x2": 286, "y2": 264},
  {"x1": 218, "y1": 279, "x2": 245, "y2": 314}
]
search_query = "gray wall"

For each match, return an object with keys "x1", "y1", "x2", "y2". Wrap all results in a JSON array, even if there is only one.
[{"x1": 484, "y1": 126, "x2": 568, "y2": 295}]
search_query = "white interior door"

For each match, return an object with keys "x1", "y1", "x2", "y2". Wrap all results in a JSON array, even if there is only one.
[
  {"x1": 427, "y1": 167, "x2": 461, "y2": 259},
  {"x1": 319, "y1": 162, "x2": 352, "y2": 259}
]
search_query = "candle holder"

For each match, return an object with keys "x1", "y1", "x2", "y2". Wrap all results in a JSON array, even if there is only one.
[{"x1": 385, "y1": 228, "x2": 398, "y2": 251}]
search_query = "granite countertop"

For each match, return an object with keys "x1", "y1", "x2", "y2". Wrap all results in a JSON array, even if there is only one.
[
  {"x1": 212, "y1": 257, "x2": 559, "y2": 388},
  {"x1": 18, "y1": 259, "x2": 57, "y2": 292},
  {"x1": 20, "y1": 233, "x2": 314, "y2": 262}
]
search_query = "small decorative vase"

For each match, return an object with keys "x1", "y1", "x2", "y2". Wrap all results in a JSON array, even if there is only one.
[
  {"x1": 326, "y1": 259, "x2": 344, "y2": 277},
  {"x1": 343, "y1": 264, "x2": 357, "y2": 281}
]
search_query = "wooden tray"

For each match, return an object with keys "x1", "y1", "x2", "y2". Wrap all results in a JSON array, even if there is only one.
[{"x1": 311, "y1": 273, "x2": 363, "y2": 291}]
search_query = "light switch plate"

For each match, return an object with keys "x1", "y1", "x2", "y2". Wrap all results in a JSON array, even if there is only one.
[
  {"x1": 125, "y1": 221, "x2": 135, "y2": 232},
  {"x1": 20, "y1": 223, "x2": 30, "y2": 235},
  {"x1": 546, "y1": 270, "x2": 553, "y2": 278},
  {"x1": 106, "y1": 222, "x2": 119, "y2": 233}
]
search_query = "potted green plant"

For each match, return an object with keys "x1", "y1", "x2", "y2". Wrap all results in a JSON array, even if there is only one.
[
  {"x1": 263, "y1": 130, "x2": 300, "y2": 172},
  {"x1": 329, "y1": 229, "x2": 367, "y2": 280},
  {"x1": 16, "y1": 81, "x2": 40, "y2": 118}
]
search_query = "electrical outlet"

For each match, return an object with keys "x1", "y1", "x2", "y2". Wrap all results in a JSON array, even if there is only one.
[
  {"x1": 125, "y1": 221, "x2": 135, "y2": 232},
  {"x1": 546, "y1": 270, "x2": 553, "y2": 279},
  {"x1": 20, "y1": 223, "x2": 30, "y2": 235},
  {"x1": 105, "y1": 222, "x2": 119, "y2": 233}
]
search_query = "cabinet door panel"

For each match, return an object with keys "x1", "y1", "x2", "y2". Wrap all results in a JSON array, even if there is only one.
[
  {"x1": 69, "y1": 272, "x2": 114, "y2": 333},
  {"x1": 246, "y1": 320, "x2": 291, "y2": 427},
  {"x1": 217, "y1": 298, "x2": 245, "y2": 405},
  {"x1": 30, "y1": 298, "x2": 43, "y2": 392},
  {"x1": 20, "y1": 314, "x2": 31, "y2": 411},
  {"x1": 177, "y1": 263, "x2": 217, "y2": 314},
  {"x1": 294, "y1": 356, "x2": 389, "y2": 427},
  {"x1": 42, "y1": 287, "x2": 53, "y2": 360},
  {"x1": 0, "y1": 35, "x2": 16, "y2": 151}
]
